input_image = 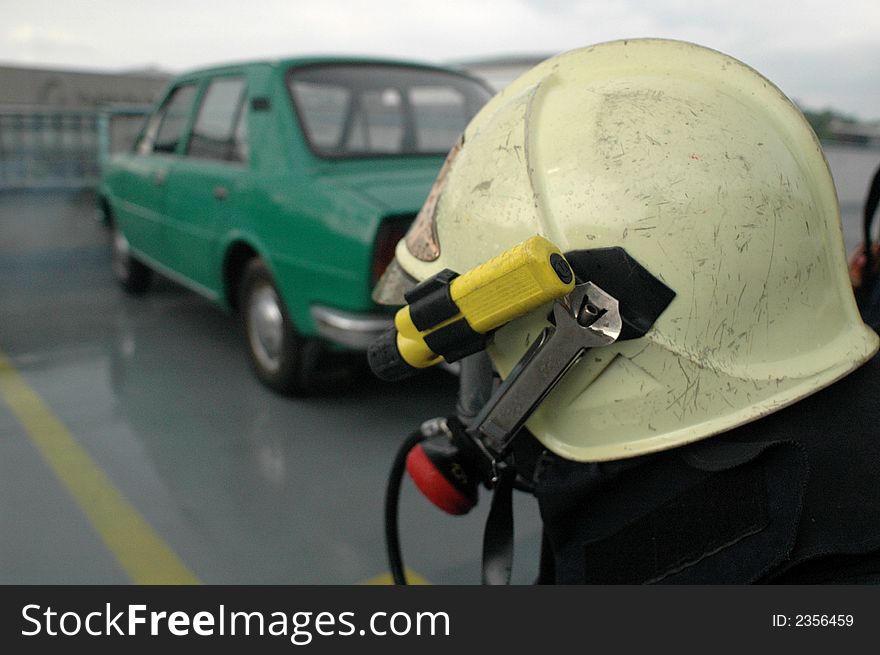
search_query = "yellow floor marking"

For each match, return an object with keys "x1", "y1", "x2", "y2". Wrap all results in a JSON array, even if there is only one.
[
  {"x1": 361, "y1": 568, "x2": 431, "y2": 585},
  {"x1": 0, "y1": 351, "x2": 200, "y2": 584}
]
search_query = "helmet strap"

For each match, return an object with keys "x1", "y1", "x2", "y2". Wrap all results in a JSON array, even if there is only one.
[{"x1": 482, "y1": 465, "x2": 516, "y2": 585}]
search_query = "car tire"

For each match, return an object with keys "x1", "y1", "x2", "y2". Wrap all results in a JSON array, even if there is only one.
[
  {"x1": 239, "y1": 258, "x2": 321, "y2": 396},
  {"x1": 110, "y1": 219, "x2": 152, "y2": 294}
]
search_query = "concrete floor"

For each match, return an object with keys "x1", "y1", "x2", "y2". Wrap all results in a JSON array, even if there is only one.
[{"x1": 0, "y1": 189, "x2": 544, "y2": 585}]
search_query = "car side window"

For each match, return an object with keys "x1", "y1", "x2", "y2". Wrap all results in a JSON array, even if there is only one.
[
  {"x1": 137, "y1": 84, "x2": 198, "y2": 155},
  {"x1": 187, "y1": 77, "x2": 248, "y2": 163}
]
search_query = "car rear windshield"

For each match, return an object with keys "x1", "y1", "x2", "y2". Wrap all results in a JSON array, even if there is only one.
[{"x1": 288, "y1": 64, "x2": 492, "y2": 158}]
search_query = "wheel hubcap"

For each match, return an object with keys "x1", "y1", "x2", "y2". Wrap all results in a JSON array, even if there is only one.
[
  {"x1": 247, "y1": 284, "x2": 285, "y2": 374},
  {"x1": 112, "y1": 228, "x2": 131, "y2": 282}
]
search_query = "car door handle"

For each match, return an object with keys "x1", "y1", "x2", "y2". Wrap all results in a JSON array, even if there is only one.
[
  {"x1": 214, "y1": 185, "x2": 229, "y2": 201},
  {"x1": 153, "y1": 170, "x2": 167, "y2": 186}
]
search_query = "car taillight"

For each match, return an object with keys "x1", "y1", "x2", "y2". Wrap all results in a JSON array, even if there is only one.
[{"x1": 372, "y1": 217, "x2": 411, "y2": 286}]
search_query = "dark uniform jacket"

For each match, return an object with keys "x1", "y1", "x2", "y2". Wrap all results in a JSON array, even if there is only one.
[{"x1": 532, "y1": 352, "x2": 880, "y2": 584}]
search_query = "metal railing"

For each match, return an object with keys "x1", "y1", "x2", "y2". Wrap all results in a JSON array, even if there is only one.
[{"x1": 0, "y1": 106, "x2": 149, "y2": 190}]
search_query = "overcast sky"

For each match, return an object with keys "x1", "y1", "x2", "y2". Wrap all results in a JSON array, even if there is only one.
[{"x1": 2, "y1": 0, "x2": 879, "y2": 121}]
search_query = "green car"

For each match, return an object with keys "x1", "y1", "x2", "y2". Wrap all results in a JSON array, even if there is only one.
[{"x1": 98, "y1": 56, "x2": 492, "y2": 394}]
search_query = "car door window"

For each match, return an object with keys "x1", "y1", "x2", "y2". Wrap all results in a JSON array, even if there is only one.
[
  {"x1": 233, "y1": 100, "x2": 249, "y2": 163},
  {"x1": 187, "y1": 77, "x2": 248, "y2": 163},
  {"x1": 137, "y1": 84, "x2": 197, "y2": 155}
]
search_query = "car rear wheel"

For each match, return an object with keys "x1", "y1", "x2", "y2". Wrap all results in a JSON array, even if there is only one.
[
  {"x1": 110, "y1": 220, "x2": 152, "y2": 294},
  {"x1": 240, "y1": 258, "x2": 321, "y2": 395}
]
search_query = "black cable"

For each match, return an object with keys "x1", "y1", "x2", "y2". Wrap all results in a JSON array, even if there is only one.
[{"x1": 384, "y1": 429, "x2": 426, "y2": 585}]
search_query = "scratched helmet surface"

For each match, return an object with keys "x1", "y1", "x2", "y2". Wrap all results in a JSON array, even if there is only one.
[{"x1": 376, "y1": 38, "x2": 878, "y2": 461}]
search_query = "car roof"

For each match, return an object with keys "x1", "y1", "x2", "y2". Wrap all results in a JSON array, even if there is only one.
[{"x1": 176, "y1": 55, "x2": 471, "y2": 78}]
